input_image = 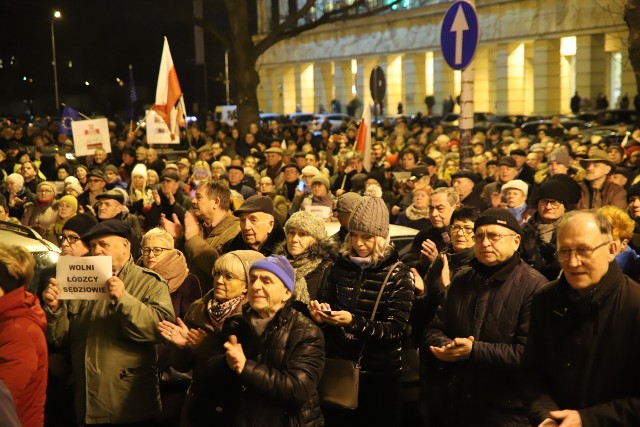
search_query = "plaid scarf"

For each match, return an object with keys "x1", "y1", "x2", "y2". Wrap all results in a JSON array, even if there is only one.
[{"x1": 207, "y1": 295, "x2": 244, "y2": 328}]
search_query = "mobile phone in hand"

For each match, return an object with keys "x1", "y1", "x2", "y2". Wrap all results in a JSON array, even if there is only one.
[{"x1": 321, "y1": 310, "x2": 333, "y2": 315}]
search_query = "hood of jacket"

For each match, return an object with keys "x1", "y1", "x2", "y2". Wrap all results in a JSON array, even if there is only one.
[{"x1": 0, "y1": 287, "x2": 47, "y2": 334}]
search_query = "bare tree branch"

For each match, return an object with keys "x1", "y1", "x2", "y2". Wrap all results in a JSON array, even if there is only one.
[{"x1": 256, "y1": 0, "x2": 400, "y2": 57}]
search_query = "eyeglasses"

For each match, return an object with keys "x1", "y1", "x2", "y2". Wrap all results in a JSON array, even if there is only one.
[
  {"x1": 472, "y1": 232, "x2": 517, "y2": 243},
  {"x1": 38, "y1": 189, "x2": 53, "y2": 194},
  {"x1": 88, "y1": 179, "x2": 103, "y2": 183},
  {"x1": 59, "y1": 234, "x2": 81, "y2": 244},
  {"x1": 141, "y1": 247, "x2": 171, "y2": 257},
  {"x1": 538, "y1": 199, "x2": 562, "y2": 208},
  {"x1": 449, "y1": 225, "x2": 474, "y2": 235},
  {"x1": 213, "y1": 270, "x2": 245, "y2": 282},
  {"x1": 556, "y1": 241, "x2": 611, "y2": 262}
]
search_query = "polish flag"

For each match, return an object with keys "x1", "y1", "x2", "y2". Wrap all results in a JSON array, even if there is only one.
[
  {"x1": 354, "y1": 103, "x2": 372, "y2": 171},
  {"x1": 152, "y1": 37, "x2": 186, "y2": 141}
]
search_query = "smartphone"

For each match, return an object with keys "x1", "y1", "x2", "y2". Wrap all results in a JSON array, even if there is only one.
[
  {"x1": 321, "y1": 310, "x2": 333, "y2": 315},
  {"x1": 296, "y1": 180, "x2": 306, "y2": 192}
]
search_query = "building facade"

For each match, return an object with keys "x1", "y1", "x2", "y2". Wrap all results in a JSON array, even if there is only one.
[{"x1": 255, "y1": 0, "x2": 634, "y2": 117}]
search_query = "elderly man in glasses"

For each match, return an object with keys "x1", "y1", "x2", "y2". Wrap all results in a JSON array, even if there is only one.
[
  {"x1": 423, "y1": 208, "x2": 547, "y2": 426},
  {"x1": 522, "y1": 211, "x2": 640, "y2": 427}
]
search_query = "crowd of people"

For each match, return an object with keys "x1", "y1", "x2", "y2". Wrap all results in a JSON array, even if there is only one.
[{"x1": 0, "y1": 112, "x2": 639, "y2": 427}]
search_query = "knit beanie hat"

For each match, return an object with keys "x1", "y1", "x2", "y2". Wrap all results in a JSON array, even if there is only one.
[
  {"x1": 310, "y1": 174, "x2": 330, "y2": 190},
  {"x1": 62, "y1": 213, "x2": 98, "y2": 237},
  {"x1": 301, "y1": 166, "x2": 320, "y2": 177},
  {"x1": 336, "y1": 192, "x2": 363, "y2": 214},
  {"x1": 6, "y1": 173, "x2": 24, "y2": 188},
  {"x1": 349, "y1": 196, "x2": 389, "y2": 238},
  {"x1": 285, "y1": 211, "x2": 327, "y2": 242},
  {"x1": 65, "y1": 182, "x2": 84, "y2": 195},
  {"x1": 64, "y1": 176, "x2": 79, "y2": 186},
  {"x1": 58, "y1": 195, "x2": 78, "y2": 213},
  {"x1": 131, "y1": 163, "x2": 147, "y2": 179},
  {"x1": 474, "y1": 208, "x2": 522, "y2": 235},
  {"x1": 250, "y1": 255, "x2": 295, "y2": 292},
  {"x1": 37, "y1": 181, "x2": 56, "y2": 194}
]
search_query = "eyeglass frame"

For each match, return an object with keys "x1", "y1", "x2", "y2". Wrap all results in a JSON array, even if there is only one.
[
  {"x1": 449, "y1": 225, "x2": 475, "y2": 235},
  {"x1": 59, "y1": 234, "x2": 82, "y2": 244},
  {"x1": 555, "y1": 240, "x2": 611, "y2": 262},
  {"x1": 141, "y1": 247, "x2": 171, "y2": 257},
  {"x1": 472, "y1": 232, "x2": 518, "y2": 244},
  {"x1": 538, "y1": 198, "x2": 563, "y2": 208}
]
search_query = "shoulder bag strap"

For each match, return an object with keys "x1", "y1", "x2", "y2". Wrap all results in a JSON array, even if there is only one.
[{"x1": 356, "y1": 261, "x2": 402, "y2": 366}]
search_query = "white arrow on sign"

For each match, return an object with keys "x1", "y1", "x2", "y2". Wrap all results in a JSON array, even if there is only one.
[{"x1": 451, "y1": 4, "x2": 469, "y2": 65}]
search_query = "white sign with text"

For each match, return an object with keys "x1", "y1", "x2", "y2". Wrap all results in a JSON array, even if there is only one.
[{"x1": 56, "y1": 256, "x2": 113, "y2": 300}]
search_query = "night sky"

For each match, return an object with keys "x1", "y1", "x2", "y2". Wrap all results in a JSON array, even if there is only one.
[{"x1": 0, "y1": 0, "x2": 229, "y2": 119}]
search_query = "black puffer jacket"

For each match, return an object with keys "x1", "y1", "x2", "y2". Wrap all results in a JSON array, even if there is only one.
[
  {"x1": 222, "y1": 222, "x2": 286, "y2": 256},
  {"x1": 207, "y1": 301, "x2": 325, "y2": 427},
  {"x1": 320, "y1": 248, "x2": 414, "y2": 377},
  {"x1": 424, "y1": 255, "x2": 547, "y2": 424}
]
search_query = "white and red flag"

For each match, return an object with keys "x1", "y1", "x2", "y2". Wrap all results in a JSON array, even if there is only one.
[
  {"x1": 354, "y1": 103, "x2": 372, "y2": 171},
  {"x1": 151, "y1": 37, "x2": 186, "y2": 141}
]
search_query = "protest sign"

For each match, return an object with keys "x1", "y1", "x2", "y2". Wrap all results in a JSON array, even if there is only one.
[
  {"x1": 71, "y1": 118, "x2": 111, "y2": 156},
  {"x1": 146, "y1": 109, "x2": 180, "y2": 144},
  {"x1": 56, "y1": 256, "x2": 113, "y2": 300}
]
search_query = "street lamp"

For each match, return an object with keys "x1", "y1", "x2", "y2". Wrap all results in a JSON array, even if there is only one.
[{"x1": 51, "y1": 10, "x2": 62, "y2": 112}]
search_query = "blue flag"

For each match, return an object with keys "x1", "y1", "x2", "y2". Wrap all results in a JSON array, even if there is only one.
[
  {"x1": 60, "y1": 106, "x2": 79, "y2": 136},
  {"x1": 128, "y1": 64, "x2": 138, "y2": 121}
]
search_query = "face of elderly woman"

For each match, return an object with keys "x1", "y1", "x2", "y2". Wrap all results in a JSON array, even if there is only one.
[
  {"x1": 141, "y1": 237, "x2": 172, "y2": 269},
  {"x1": 350, "y1": 230, "x2": 377, "y2": 258},
  {"x1": 286, "y1": 228, "x2": 317, "y2": 257},
  {"x1": 213, "y1": 268, "x2": 247, "y2": 301},
  {"x1": 57, "y1": 201, "x2": 75, "y2": 220}
]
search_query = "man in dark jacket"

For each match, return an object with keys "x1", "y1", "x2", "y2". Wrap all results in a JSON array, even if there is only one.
[
  {"x1": 222, "y1": 195, "x2": 285, "y2": 256},
  {"x1": 522, "y1": 211, "x2": 640, "y2": 427},
  {"x1": 424, "y1": 208, "x2": 547, "y2": 426}
]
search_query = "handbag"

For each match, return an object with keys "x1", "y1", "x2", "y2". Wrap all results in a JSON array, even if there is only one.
[{"x1": 318, "y1": 261, "x2": 401, "y2": 409}]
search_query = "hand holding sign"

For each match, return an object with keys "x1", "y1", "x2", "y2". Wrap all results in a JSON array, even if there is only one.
[
  {"x1": 106, "y1": 276, "x2": 126, "y2": 303},
  {"x1": 43, "y1": 278, "x2": 62, "y2": 312}
]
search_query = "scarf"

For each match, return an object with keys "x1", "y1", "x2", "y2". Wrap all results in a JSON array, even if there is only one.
[
  {"x1": 289, "y1": 254, "x2": 323, "y2": 304},
  {"x1": 404, "y1": 204, "x2": 430, "y2": 221},
  {"x1": 507, "y1": 204, "x2": 528, "y2": 223},
  {"x1": 150, "y1": 249, "x2": 190, "y2": 293},
  {"x1": 311, "y1": 194, "x2": 333, "y2": 209},
  {"x1": 536, "y1": 221, "x2": 556, "y2": 244},
  {"x1": 207, "y1": 295, "x2": 245, "y2": 330},
  {"x1": 348, "y1": 254, "x2": 374, "y2": 269},
  {"x1": 265, "y1": 163, "x2": 283, "y2": 181}
]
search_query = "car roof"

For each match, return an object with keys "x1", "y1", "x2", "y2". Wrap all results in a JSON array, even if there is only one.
[{"x1": 0, "y1": 220, "x2": 60, "y2": 253}]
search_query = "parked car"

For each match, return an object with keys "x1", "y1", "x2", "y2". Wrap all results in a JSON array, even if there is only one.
[
  {"x1": 0, "y1": 220, "x2": 60, "y2": 294},
  {"x1": 324, "y1": 222, "x2": 418, "y2": 252},
  {"x1": 285, "y1": 113, "x2": 317, "y2": 127},
  {"x1": 259, "y1": 112, "x2": 282, "y2": 125},
  {"x1": 311, "y1": 113, "x2": 353, "y2": 132}
]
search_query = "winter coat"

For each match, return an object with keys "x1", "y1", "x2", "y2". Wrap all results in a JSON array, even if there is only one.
[
  {"x1": 519, "y1": 212, "x2": 562, "y2": 281},
  {"x1": 522, "y1": 261, "x2": 640, "y2": 427},
  {"x1": 206, "y1": 301, "x2": 325, "y2": 427},
  {"x1": 184, "y1": 212, "x2": 240, "y2": 291},
  {"x1": 21, "y1": 201, "x2": 57, "y2": 236},
  {"x1": 320, "y1": 248, "x2": 415, "y2": 377},
  {"x1": 577, "y1": 181, "x2": 627, "y2": 210},
  {"x1": 45, "y1": 258, "x2": 175, "y2": 425},
  {"x1": 0, "y1": 288, "x2": 48, "y2": 427},
  {"x1": 423, "y1": 255, "x2": 547, "y2": 426}
]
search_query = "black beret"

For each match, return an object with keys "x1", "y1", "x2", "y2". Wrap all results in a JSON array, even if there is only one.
[
  {"x1": 81, "y1": 219, "x2": 132, "y2": 243},
  {"x1": 233, "y1": 195, "x2": 274, "y2": 216},
  {"x1": 160, "y1": 171, "x2": 180, "y2": 182},
  {"x1": 96, "y1": 189, "x2": 125, "y2": 205},
  {"x1": 535, "y1": 179, "x2": 571, "y2": 207},
  {"x1": 628, "y1": 182, "x2": 640, "y2": 200},
  {"x1": 497, "y1": 156, "x2": 517, "y2": 168},
  {"x1": 474, "y1": 208, "x2": 522, "y2": 235},
  {"x1": 421, "y1": 157, "x2": 437, "y2": 167},
  {"x1": 510, "y1": 149, "x2": 526, "y2": 157},
  {"x1": 450, "y1": 170, "x2": 481, "y2": 184},
  {"x1": 282, "y1": 163, "x2": 301, "y2": 173},
  {"x1": 227, "y1": 165, "x2": 244, "y2": 174}
]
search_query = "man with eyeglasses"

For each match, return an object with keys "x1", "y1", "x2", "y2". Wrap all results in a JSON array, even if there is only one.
[
  {"x1": 424, "y1": 208, "x2": 547, "y2": 426},
  {"x1": 76, "y1": 169, "x2": 106, "y2": 210},
  {"x1": 42, "y1": 220, "x2": 175, "y2": 425},
  {"x1": 257, "y1": 176, "x2": 288, "y2": 225},
  {"x1": 522, "y1": 211, "x2": 640, "y2": 427}
]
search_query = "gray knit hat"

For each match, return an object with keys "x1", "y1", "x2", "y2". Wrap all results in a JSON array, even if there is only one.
[
  {"x1": 285, "y1": 211, "x2": 327, "y2": 242},
  {"x1": 348, "y1": 196, "x2": 389, "y2": 238},
  {"x1": 336, "y1": 192, "x2": 363, "y2": 214}
]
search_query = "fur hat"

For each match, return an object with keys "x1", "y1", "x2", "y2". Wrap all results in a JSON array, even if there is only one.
[
  {"x1": 536, "y1": 179, "x2": 571, "y2": 207},
  {"x1": 349, "y1": 196, "x2": 389, "y2": 238},
  {"x1": 285, "y1": 211, "x2": 327, "y2": 243},
  {"x1": 131, "y1": 163, "x2": 147, "y2": 179},
  {"x1": 250, "y1": 255, "x2": 295, "y2": 292}
]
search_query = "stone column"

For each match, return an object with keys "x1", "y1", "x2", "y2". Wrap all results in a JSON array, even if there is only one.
[
  {"x1": 313, "y1": 62, "x2": 333, "y2": 114},
  {"x1": 533, "y1": 39, "x2": 561, "y2": 115},
  {"x1": 404, "y1": 53, "x2": 426, "y2": 115},
  {"x1": 576, "y1": 34, "x2": 606, "y2": 106},
  {"x1": 299, "y1": 63, "x2": 314, "y2": 113},
  {"x1": 387, "y1": 54, "x2": 404, "y2": 116},
  {"x1": 434, "y1": 51, "x2": 456, "y2": 115}
]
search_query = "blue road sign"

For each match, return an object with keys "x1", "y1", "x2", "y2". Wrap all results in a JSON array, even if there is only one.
[{"x1": 440, "y1": 1, "x2": 479, "y2": 71}]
